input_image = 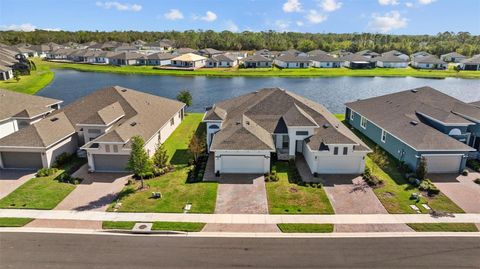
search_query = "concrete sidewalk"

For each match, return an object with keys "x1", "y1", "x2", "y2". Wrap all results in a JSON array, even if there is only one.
[{"x1": 2, "y1": 209, "x2": 480, "y2": 224}]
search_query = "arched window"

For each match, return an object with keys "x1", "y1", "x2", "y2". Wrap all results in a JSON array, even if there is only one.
[
  {"x1": 448, "y1": 128, "x2": 462, "y2": 136},
  {"x1": 209, "y1": 124, "x2": 219, "y2": 129}
]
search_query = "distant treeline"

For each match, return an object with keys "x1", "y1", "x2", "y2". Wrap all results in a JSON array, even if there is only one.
[{"x1": 1, "y1": 30, "x2": 479, "y2": 56}]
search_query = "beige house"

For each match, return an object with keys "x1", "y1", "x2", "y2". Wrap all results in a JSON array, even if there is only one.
[{"x1": 171, "y1": 53, "x2": 207, "y2": 69}]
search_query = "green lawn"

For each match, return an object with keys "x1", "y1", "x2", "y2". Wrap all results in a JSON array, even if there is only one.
[
  {"x1": 0, "y1": 171, "x2": 76, "y2": 209},
  {"x1": 277, "y1": 223, "x2": 334, "y2": 233},
  {"x1": 109, "y1": 113, "x2": 218, "y2": 213},
  {"x1": 336, "y1": 114, "x2": 463, "y2": 214},
  {"x1": 0, "y1": 58, "x2": 54, "y2": 94},
  {"x1": 0, "y1": 218, "x2": 34, "y2": 227},
  {"x1": 0, "y1": 157, "x2": 85, "y2": 210},
  {"x1": 102, "y1": 221, "x2": 205, "y2": 232},
  {"x1": 266, "y1": 161, "x2": 334, "y2": 214},
  {"x1": 407, "y1": 223, "x2": 479, "y2": 232}
]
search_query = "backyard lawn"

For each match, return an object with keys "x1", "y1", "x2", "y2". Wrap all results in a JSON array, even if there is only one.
[
  {"x1": 277, "y1": 223, "x2": 334, "y2": 233},
  {"x1": 0, "y1": 58, "x2": 54, "y2": 94},
  {"x1": 266, "y1": 161, "x2": 334, "y2": 214},
  {"x1": 0, "y1": 157, "x2": 86, "y2": 209},
  {"x1": 336, "y1": 114, "x2": 463, "y2": 214},
  {"x1": 109, "y1": 113, "x2": 218, "y2": 213},
  {"x1": 102, "y1": 221, "x2": 205, "y2": 232},
  {"x1": 0, "y1": 218, "x2": 34, "y2": 227},
  {"x1": 407, "y1": 223, "x2": 478, "y2": 232}
]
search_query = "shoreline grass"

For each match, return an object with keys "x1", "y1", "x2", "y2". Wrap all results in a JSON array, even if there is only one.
[
  {"x1": 0, "y1": 58, "x2": 54, "y2": 94},
  {"x1": 277, "y1": 223, "x2": 334, "y2": 233},
  {"x1": 407, "y1": 223, "x2": 479, "y2": 232},
  {"x1": 0, "y1": 218, "x2": 34, "y2": 227}
]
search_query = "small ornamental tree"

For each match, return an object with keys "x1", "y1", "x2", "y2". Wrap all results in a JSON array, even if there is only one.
[
  {"x1": 13, "y1": 70, "x2": 21, "y2": 82},
  {"x1": 176, "y1": 89, "x2": 192, "y2": 108},
  {"x1": 416, "y1": 156, "x2": 428, "y2": 180},
  {"x1": 188, "y1": 134, "x2": 205, "y2": 164},
  {"x1": 369, "y1": 146, "x2": 389, "y2": 174},
  {"x1": 126, "y1": 136, "x2": 152, "y2": 189},
  {"x1": 152, "y1": 142, "x2": 169, "y2": 169}
]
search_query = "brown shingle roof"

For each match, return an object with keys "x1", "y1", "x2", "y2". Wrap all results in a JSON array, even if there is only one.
[{"x1": 0, "y1": 89, "x2": 62, "y2": 121}]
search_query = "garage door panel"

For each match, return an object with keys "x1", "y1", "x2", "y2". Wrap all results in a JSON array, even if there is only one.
[
  {"x1": 221, "y1": 155, "x2": 265, "y2": 174},
  {"x1": 93, "y1": 154, "x2": 129, "y2": 172},
  {"x1": 317, "y1": 156, "x2": 362, "y2": 174},
  {"x1": 424, "y1": 155, "x2": 461, "y2": 173},
  {"x1": 1, "y1": 152, "x2": 43, "y2": 169}
]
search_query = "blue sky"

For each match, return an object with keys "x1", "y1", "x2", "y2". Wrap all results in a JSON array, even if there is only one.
[{"x1": 0, "y1": 0, "x2": 479, "y2": 34}]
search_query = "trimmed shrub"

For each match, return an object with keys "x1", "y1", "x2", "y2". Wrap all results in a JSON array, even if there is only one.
[
  {"x1": 474, "y1": 178, "x2": 480, "y2": 185},
  {"x1": 461, "y1": 169, "x2": 469, "y2": 176},
  {"x1": 53, "y1": 152, "x2": 73, "y2": 168},
  {"x1": 418, "y1": 179, "x2": 440, "y2": 196},
  {"x1": 36, "y1": 168, "x2": 58, "y2": 177},
  {"x1": 362, "y1": 167, "x2": 383, "y2": 187},
  {"x1": 466, "y1": 159, "x2": 480, "y2": 172}
]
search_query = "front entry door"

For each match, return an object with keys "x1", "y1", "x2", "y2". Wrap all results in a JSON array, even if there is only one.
[{"x1": 296, "y1": 140, "x2": 303, "y2": 153}]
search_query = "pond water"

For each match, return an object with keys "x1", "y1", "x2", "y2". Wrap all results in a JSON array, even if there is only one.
[{"x1": 37, "y1": 69, "x2": 480, "y2": 113}]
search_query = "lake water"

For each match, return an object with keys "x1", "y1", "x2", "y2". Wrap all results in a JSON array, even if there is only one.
[{"x1": 37, "y1": 69, "x2": 480, "y2": 114}]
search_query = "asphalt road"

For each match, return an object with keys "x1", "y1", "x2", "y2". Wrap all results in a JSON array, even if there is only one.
[{"x1": 1, "y1": 233, "x2": 479, "y2": 268}]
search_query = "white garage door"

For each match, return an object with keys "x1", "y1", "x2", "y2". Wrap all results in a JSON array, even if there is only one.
[
  {"x1": 93, "y1": 154, "x2": 130, "y2": 172},
  {"x1": 317, "y1": 156, "x2": 363, "y2": 174},
  {"x1": 1, "y1": 152, "x2": 43, "y2": 169},
  {"x1": 424, "y1": 155, "x2": 462, "y2": 173},
  {"x1": 220, "y1": 155, "x2": 266, "y2": 174}
]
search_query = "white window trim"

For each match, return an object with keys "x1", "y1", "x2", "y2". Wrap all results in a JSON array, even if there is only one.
[
  {"x1": 360, "y1": 116, "x2": 367, "y2": 129},
  {"x1": 381, "y1": 129, "x2": 387, "y2": 143},
  {"x1": 350, "y1": 111, "x2": 354, "y2": 121}
]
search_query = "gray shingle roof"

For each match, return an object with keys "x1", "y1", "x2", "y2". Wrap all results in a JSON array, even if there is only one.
[
  {"x1": 414, "y1": 55, "x2": 446, "y2": 64},
  {"x1": 374, "y1": 55, "x2": 408, "y2": 63},
  {"x1": 0, "y1": 89, "x2": 62, "y2": 121},
  {"x1": 275, "y1": 54, "x2": 310, "y2": 62},
  {"x1": 242, "y1": 54, "x2": 272, "y2": 62},
  {"x1": 208, "y1": 88, "x2": 370, "y2": 152},
  {"x1": 309, "y1": 54, "x2": 343, "y2": 62},
  {"x1": 345, "y1": 86, "x2": 477, "y2": 151}
]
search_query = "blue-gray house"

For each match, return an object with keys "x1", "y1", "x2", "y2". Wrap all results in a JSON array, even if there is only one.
[{"x1": 345, "y1": 87, "x2": 479, "y2": 173}]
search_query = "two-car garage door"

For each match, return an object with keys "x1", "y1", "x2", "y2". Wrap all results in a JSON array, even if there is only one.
[
  {"x1": 1, "y1": 152, "x2": 43, "y2": 169},
  {"x1": 93, "y1": 154, "x2": 130, "y2": 172},
  {"x1": 220, "y1": 155, "x2": 266, "y2": 174},
  {"x1": 424, "y1": 154, "x2": 462, "y2": 173}
]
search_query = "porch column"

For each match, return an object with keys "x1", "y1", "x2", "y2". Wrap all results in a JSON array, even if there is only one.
[{"x1": 289, "y1": 136, "x2": 296, "y2": 156}]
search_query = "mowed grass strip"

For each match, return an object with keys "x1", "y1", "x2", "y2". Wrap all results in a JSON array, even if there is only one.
[
  {"x1": 266, "y1": 162, "x2": 334, "y2": 214},
  {"x1": 0, "y1": 58, "x2": 54, "y2": 94},
  {"x1": 0, "y1": 218, "x2": 34, "y2": 227},
  {"x1": 277, "y1": 224, "x2": 334, "y2": 233},
  {"x1": 109, "y1": 113, "x2": 217, "y2": 213},
  {"x1": 336, "y1": 114, "x2": 463, "y2": 214},
  {"x1": 42, "y1": 60, "x2": 480, "y2": 79},
  {"x1": 102, "y1": 221, "x2": 205, "y2": 232},
  {"x1": 407, "y1": 223, "x2": 479, "y2": 232}
]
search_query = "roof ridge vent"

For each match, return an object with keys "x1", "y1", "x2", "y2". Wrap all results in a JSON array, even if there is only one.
[
  {"x1": 50, "y1": 117, "x2": 59, "y2": 122},
  {"x1": 130, "y1": 122, "x2": 137, "y2": 126},
  {"x1": 410, "y1": 120, "x2": 418, "y2": 126},
  {"x1": 323, "y1": 123, "x2": 330, "y2": 128},
  {"x1": 121, "y1": 89, "x2": 127, "y2": 92},
  {"x1": 411, "y1": 89, "x2": 419, "y2": 93}
]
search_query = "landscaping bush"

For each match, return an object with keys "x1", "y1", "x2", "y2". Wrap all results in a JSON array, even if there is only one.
[
  {"x1": 55, "y1": 173, "x2": 82, "y2": 185},
  {"x1": 416, "y1": 156, "x2": 428, "y2": 180},
  {"x1": 474, "y1": 178, "x2": 480, "y2": 185},
  {"x1": 418, "y1": 179, "x2": 440, "y2": 196},
  {"x1": 362, "y1": 167, "x2": 383, "y2": 187},
  {"x1": 461, "y1": 169, "x2": 469, "y2": 176},
  {"x1": 53, "y1": 152, "x2": 74, "y2": 168},
  {"x1": 466, "y1": 159, "x2": 480, "y2": 172},
  {"x1": 265, "y1": 171, "x2": 279, "y2": 182},
  {"x1": 36, "y1": 168, "x2": 58, "y2": 177}
]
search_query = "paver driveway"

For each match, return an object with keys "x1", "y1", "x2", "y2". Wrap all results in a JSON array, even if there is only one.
[
  {"x1": 430, "y1": 171, "x2": 480, "y2": 213},
  {"x1": 54, "y1": 164, "x2": 130, "y2": 211},
  {"x1": 214, "y1": 174, "x2": 269, "y2": 214},
  {"x1": 322, "y1": 175, "x2": 413, "y2": 232},
  {"x1": 0, "y1": 170, "x2": 35, "y2": 199}
]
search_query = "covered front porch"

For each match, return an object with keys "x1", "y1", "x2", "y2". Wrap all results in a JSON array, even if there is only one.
[{"x1": 273, "y1": 134, "x2": 305, "y2": 161}]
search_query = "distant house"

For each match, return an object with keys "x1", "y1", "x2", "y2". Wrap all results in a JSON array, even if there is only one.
[
  {"x1": 10, "y1": 46, "x2": 37, "y2": 58},
  {"x1": 274, "y1": 54, "x2": 310, "y2": 68},
  {"x1": 253, "y1": 49, "x2": 277, "y2": 59},
  {"x1": 203, "y1": 88, "x2": 370, "y2": 174},
  {"x1": 29, "y1": 44, "x2": 52, "y2": 58},
  {"x1": 132, "y1": 40, "x2": 146, "y2": 49},
  {"x1": 381, "y1": 50, "x2": 409, "y2": 61},
  {"x1": 440, "y1": 52, "x2": 466, "y2": 63},
  {"x1": 205, "y1": 54, "x2": 238, "y2": 68},
  {"x1": 109, "y1": 52, "x2": 146, "y2": 66},
  {"x1": 172, "y1": 48, "x2": 197, "y2": 55},
  {"x1": 459, "y1": 55, "x2": 480, "y2": 71},
  {"x1": 146, "y1": 52, "x2": 174, "y2": 66},
  {"x1": 411, "y1": 55, "x2": 447, "y2": 69},
  {"x1": 339, "y1": 54, "x2": 373, "y2": 69},
  {"x1": 0, "y1": 65, "x2": 13, "y2": 80},
  {"x1": 241, "y1": 54, "x2": 273, "y2": 68},
  {"x1": 143, "y1": 39, "x2": 175, "y2": 52},
  {"x1": 375, "y1": 55, "x2": 409, "y2": 68},
  {"x1": 171, "y1": 53, "x2": 207, "y2": 69},
  {"x1": 280, "y1": 49, "x2": 307, "y2": 57},
  {"x1": 46, "y1": 48, "x2": 75, "y2": 60},
  {"x1": 113, "y1": 45, "x2": 138, "y2": 53},
  {"x1": 410, "y1": 51, "x2": 431, "y2": 60},
  {"x1": 309, "y1": 54, "x2": 343, "y2": 68},
  {"x1": 328, "y1": 50, "x2": 351, "y2": 58},
  {"x1": 307, "y1": 49, "x2": 327, "y2": 57},
  {"x1": 198, "y1": 48, "x2": 224, "y2": 58},
  {"x1": 0, "y1": 86, "x2": 185, "y2": 171},
  {"x1": 345, "y1": 87, "x2": 478, "y2": 173},
  {"x1": 355, "y1": 50, "x2": 380, "y2": 59},
  {"x1": 0, "y1": 89, "x2": 62, "y2": 139},
  {"x1": 225, "y1": 51, "x2": 248, "y2": 60}
]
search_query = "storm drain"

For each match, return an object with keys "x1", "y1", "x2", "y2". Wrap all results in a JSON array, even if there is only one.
[{"x1": 133, "y1": 222, "x2": 153, "y2": 232}]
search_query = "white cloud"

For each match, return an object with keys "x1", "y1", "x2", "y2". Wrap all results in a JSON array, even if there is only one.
[
  {"x1": 321, "y1": 0, "x2": 342, "y2": 12},
  {"x1": 306, "y1": 10, "x2": 327, "y2": 24},
  {"x1": 405, "y1": 2, "x2": 414, "y2": 7},
  {"x1": 197, "y1": 11, "x2": 217, "y2": 22},
  {"x1": 296, "y1": 21, "x2": 304, "y2": 26},
  {"x1": 0, "y1": 23, "x2": 36, "y2": 31},
  {"x1": 283, "y1": 0, "x2": 302, "y2": 13},
  {"x1": 418, "y1": 0, "x2": 435, "y2": 4},
  {"x1": 42, "y1": 28, "x2": 62, "y2": 31},
  {"x1": 275, "y1": 20, "x2": 291, "y2": 31},
  {"x1": 164, "y1": 9, "x2": 184, "y2": 20},
  {"x1": 225, "y1": 20, "x2": 239, "y2": 32},
  {"x1": 378, "y1": 0, "x2": 399, "y2": 5},
  {"x1": 368, "y1": 11, "x2": 407, "y2": 33},
  {"x1": 95, "y1": 1, "x2": 142, "y2": 12}
]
